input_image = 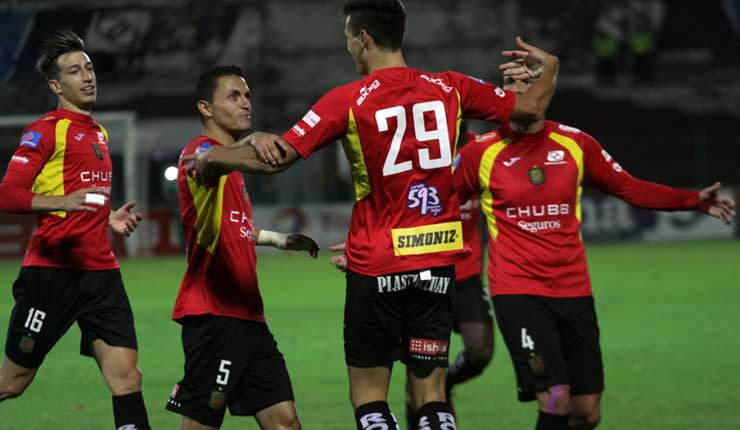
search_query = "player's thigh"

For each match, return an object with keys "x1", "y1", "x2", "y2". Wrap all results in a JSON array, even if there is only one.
[
  {"x1": 166, "y1": 316, "x2": 261, "y2": 429},
  {"x1": 4, "y1": 267, "x2": 83, "y2": 369},
  {"x1": 493, "y1": 294, "x2": 569, "y2": 402},
  {"x1": 559, "y1": 296, "x2": 604, "y2": 397},
  {"x1": 230, "y1": 327, "x2": 296, "y2": 420},
  {"x1": 0, "y1": 355, "x2": 37, "y2": 396},
  {"x1": 76, "y1": 269, "x2": 138, "y2": 359},
  {"x1": 453, "y1": 275, "x2": 493, "y2": 329},
  {"x1": 454, "y1": 275, "x2": 494, "y2": 357},
  {"x1": 403, "y1": 266, "x2": 456, "y2": 370},
  {"x1": 344, "y1": 269, "x2": 403, "y2": 368}
]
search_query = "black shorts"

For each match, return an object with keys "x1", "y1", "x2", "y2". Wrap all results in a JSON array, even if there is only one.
[
  {"x1": 166, "y1": 315, "x2": 294, "y2": 428},
  {"x1": 344, "y1": 266, "x2": 455, "y2": 369},
  {"x1": 453, "y1": 275, "x2": 493, "y2": 331},
  {"x1": 4, "y1": 267, "x2": 138, "y2": 369},
  {"x1": 493, "y1": 295, "x2": 603, "y2": 402}
]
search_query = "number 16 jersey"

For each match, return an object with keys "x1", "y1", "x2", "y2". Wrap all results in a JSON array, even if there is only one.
[{"x1": 283, "y1": 67, "x2": 515, "y2": 276}]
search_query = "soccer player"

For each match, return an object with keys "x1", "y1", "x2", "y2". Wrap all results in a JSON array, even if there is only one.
[
  {"x1": 328, "y1": 127, "x2": 495, "y2": 428},
  {"x1": 0, "y1": 31, "x2": 150, "y2": 430},
  {"x1": 183, "y1": 1, "x2": 559, "y2": 429},
  {"x1": 165, "y1": 65, "x2": 319, "y2": 430},
  {"x1": 452, "y1": 69, "x2": 736, "y2": 430}
]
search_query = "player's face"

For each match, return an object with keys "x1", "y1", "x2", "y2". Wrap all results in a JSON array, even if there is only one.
[
  {"x1": 344, "y1": 16, "x2": 368, "y2": 75},
  {"x1": 209, "y1": 75, "x2": 252, "y2": 134},
  {"x1": 52, "y1": 51, "x2": 96, "y2": 108},
  {"x1": 503, "y1": 76, "x2": 533, "y2": 94}
]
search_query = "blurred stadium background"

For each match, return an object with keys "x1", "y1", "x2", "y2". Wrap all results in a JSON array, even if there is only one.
[{"x1": 0, "y1": 0, "x2": 738, "y2": 429}]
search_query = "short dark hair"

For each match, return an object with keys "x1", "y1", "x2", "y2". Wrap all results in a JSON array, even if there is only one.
[
  {"x1": 342, "y1": 0, "x2": 406, "y2": 51},
  {"x1": 196, "y1": 65, "x2": 246, "y2": 103},
  {"x1": 35, "y1": 30, "x2": 86, "y2": 80}
]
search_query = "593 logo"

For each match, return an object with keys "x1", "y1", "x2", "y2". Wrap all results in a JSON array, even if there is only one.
[{"x1": 407, "y1": 183, "x2": 442, "y2": 216}]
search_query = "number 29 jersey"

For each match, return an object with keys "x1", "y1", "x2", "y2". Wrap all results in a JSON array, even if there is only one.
[{"x1": 283, "y1": 67, "x2": 515, "y2": 276}]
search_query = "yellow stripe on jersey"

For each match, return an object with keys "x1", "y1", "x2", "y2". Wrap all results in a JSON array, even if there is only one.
[
  {"x1": 33, "y1": 118, "x2": 71, "y2": 218},
  {"x1": 451, "y1": 90, "x2": 463, "y2": 173},
  {"x1": 187, "y1": 175, "x2": 227, "y2": 255},
  {"x1": 341, "y1": 108, "x2": 371, "y2": 202},
  {"x1": 99, "y1": 124, "x2": 109, "y2": 142},
  {"x1": 479, "y1": 139, "x2": 510, "y2": 241},
  {"x1": 549, "y1": 132, "x2": 584, "y2": 223},
  {"x1": 391, "y1": 221, "x2": 463, "y2": 256}
]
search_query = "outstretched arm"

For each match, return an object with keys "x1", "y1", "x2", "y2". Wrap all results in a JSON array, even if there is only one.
[
  {"x1": 181, "y1": 132, "x2": 300, "y2": 187},
  {"x1": 584, "y1": 135, "x2": 736, "y2": 224}
]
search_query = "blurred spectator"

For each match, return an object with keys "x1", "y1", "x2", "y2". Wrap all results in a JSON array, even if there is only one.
[{"x1": 627, "y1": 0, "x2": 665, "y2": 85}]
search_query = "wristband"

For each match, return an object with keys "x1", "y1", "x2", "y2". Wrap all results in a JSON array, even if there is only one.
[
  {"x1": 85, "y1": 193, "x2": 106, "y2": 206},
  {"x1": 257, "y1": 230, "x2": 288, "y2": 249}
]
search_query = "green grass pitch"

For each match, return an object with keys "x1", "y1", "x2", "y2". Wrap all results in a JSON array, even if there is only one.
[{"x1": 0, "y1": 240, "x2": 738, "y2": 429}]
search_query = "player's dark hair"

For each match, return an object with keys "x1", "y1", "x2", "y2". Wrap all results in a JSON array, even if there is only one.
[
  {"x1": 35, "y1": 30, "x2": 86, "y2": 80},
  {"x1": 342, "y1": 0, "x2": 406, "y2": 51},
  {"x1": 196, "y1": 65, "x2": 246, "y2": 103}
]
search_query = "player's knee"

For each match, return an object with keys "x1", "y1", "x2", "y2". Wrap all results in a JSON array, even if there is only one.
[
  {"x1": 0, "y1": 380, "x2": 27, "y2": 400},
  {"x1": 537, "y1": 385, "x2": 571, "y2": 415},
  {"x1": 570, "y1": 404, "x2": 601, "y2": 429},
  {"x1": 465, "y1": 343, "x2": 493, "y2": 371},
  {"x1": 110, "y1": 365, "x2": 143, "y2": 395}
]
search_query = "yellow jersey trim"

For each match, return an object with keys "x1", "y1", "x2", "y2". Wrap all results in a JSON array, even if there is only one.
[
  {"x1": 479, "y1": 139, "x2": 509, "y2": 241},
  {"x1": 341, "y1": 108, "x2": 372, "y2": 202},
  {"x1": 33, "y1": 119, "x2": 71, "y2": 218},
  {"x1": 549, "y1": 132, "x2": 584, "y2": 223},
  {"x1": 187, "y1": 175, "x2": 227, "y2": 255}
]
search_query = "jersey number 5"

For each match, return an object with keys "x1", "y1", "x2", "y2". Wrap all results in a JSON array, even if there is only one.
[{"x1": 376, "y1": 100, "x2": 451, "y2": 176}]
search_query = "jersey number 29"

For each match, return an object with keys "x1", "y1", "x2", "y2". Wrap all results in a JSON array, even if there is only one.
[{"x1": 376, "y1": 100, "x2": 451, "y2": 176}]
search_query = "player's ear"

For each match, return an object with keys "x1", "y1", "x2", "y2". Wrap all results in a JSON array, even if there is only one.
[
  {"x1": 359, "y1": 29, "x2": 372, "y2": 49},
  {"x1": 48, "y1": 79, "x2": 62, "y2": 96},
  {"x1": 197, "y1": 100, "x2": 213, "y2": 120}
]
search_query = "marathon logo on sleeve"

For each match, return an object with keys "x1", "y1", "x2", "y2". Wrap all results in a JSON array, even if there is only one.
[
  {"x1": 196, "y1": 142, "x2": 213, "y2": 154},
  {"x1": 391, "y1": 221, "x2": 463, "y2": 256},
  {"x1": 20, "y1": 131, "x2": 42, "y2": 148}
]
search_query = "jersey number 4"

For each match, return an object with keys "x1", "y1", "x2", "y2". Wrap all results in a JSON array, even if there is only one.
[{"x1": 376, "y1": 100, "x2": 451, "y2": 176}]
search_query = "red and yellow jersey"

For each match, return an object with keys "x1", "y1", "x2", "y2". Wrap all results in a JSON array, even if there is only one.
[
  {"x1": 174, "y1": 136, "x2": 264, "y2": 323},
  {"x1": 0, "y1": 109, "x2": 117, "y2": 270},
  {"x1": 454, "y1": 121, "x2": 709, "y2": 298},
  {"x1": 283, "y1": 67, "x2": 515, "y2": 276}
]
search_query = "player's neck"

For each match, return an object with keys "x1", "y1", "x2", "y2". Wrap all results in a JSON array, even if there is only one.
[
  {"x1": 203, "y1": 124, "x2": 238, "y2": 146},
  {"x1": 509, "y1": 118, "x2": 545, "y2": 134},
  {"x1": 366, "y1": 51, "x2": 407, "y2": 74},
  {"x1": 57, "y1": 98, "x2": 92, "y2": 116}
]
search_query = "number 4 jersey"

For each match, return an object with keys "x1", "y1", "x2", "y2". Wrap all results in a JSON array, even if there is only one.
[{"x1": 283, "y1": 67, "x2": 515, "y2": 276}]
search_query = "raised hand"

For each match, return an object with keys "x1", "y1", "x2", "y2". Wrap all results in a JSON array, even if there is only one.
[
  {"x1": 699, "y1": 182, "x2": 736, "y2": 225},
  {"x1": 500, "y1": 36, "x2": 556, "y2": 81}
]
